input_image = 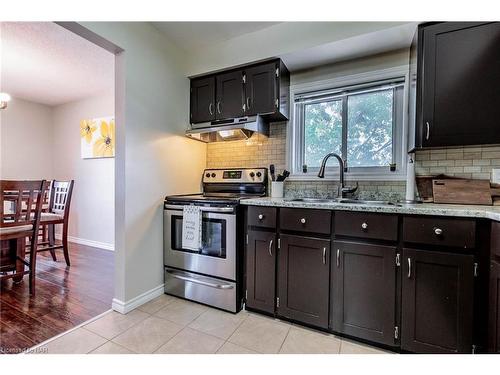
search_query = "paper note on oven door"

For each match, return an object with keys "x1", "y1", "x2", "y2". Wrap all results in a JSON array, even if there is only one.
[{"x1": 182, "y1": 205, "x2": 202, "y2": 251}]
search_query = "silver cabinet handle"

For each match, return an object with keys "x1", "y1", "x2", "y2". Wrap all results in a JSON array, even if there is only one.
[
  {"x1": 216, "y1": 101, "x2": 221, "y2": 114},
  {"x1": 246, "y1": 97, "x2": 251, "y2": 110},
  {"x1": 208, "y1": 103, "x2": 214, "y2": 115},
  {"x1": 426, "y1": 121, "x2": 430, "y2": 140},
  {"x1": 407, "y1": 258, "x2": 412, "y2": 278},
  {"x1": 269, "y1": 239, "x2": 273, "y2": 257},
  {"x1": 434, "y1": 227, "x2": 443, "y2": 235},
  {"x1": 322, "y1": 247, "x2": 326, "y2": 265},
  {"x1": 258, "y1": 214, "x2": 264, "y2": 220},
  {"x1": 361, "y1": 222, "x2": 368, "y2": 230},
  {"x1": 300, "y1": 218, "x2": 306, "y2": 224},
  {"x1": 336, "y1": 249, "x2": 340, "y2": 267}
]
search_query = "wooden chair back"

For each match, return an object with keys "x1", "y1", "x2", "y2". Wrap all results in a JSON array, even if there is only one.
[
  {"x1": 1, "y1": 180, "x2": 47, "y2": 229},
  {"x1": 48, "y1": 180, "x2": 74, "y2": 219}
]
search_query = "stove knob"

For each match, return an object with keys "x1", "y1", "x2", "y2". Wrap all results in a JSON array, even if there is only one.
[
  {"x1": 206, "y1": 173, "x2": 211, "y2": 178},
  {"x1": 249, "y1": 172, "x2": 255, "y2": 178},
  {"x1": 211, "y1": 173, "x2": 216, "y2": 178},
  {"x1": 256, "y1": 172, "x2": 262, "y2": 178}
]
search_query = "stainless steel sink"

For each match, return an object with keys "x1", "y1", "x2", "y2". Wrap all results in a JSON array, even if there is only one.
[
  {"x1": 285, "y1": 197, "x2": 401, "y2": 206},
  {"x1": 284, "y1": 198, "x2": 336, "y2": 203}
]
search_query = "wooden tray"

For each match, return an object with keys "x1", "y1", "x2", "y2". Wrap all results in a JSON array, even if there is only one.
[{"x1": 432, "y1": 179, "x2": 493, "y2": 205}]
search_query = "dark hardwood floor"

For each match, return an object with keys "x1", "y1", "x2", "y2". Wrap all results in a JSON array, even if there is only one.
[{"x1": 0, "y1": 242, "x2": 113, "y2": 354}]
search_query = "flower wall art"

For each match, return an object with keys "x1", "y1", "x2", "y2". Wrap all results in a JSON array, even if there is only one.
[{"x1": 80, "y1": 116, "x2": 115, "y2": 159}]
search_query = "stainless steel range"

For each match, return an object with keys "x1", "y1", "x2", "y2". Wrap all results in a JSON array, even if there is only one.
[{"x1": 163, "y1": 168, "x2": 267, "y2": 312}]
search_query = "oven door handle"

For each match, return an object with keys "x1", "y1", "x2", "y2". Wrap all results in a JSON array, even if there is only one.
[
  {"x1": 165, "y1": 269, "x2": 234, "y2": 290},
  {"x1": 164, "y1": 204, "x2": 235, "y2": 213}
]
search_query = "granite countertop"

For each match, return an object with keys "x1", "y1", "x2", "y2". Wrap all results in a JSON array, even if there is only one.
[{"x1": 240, "y1": 197, "x2": 500, "y2": 222}]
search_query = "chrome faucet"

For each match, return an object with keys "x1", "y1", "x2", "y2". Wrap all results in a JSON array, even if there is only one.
[{"x1": 317, "y1": 152, "x2": 358, "y2": 198}]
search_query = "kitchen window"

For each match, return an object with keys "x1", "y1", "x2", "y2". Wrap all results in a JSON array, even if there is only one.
[{"x1": 289, "y1": 72, "x2": 407, "y2": 180}]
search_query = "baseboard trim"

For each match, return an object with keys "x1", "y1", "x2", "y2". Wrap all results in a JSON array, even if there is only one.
[
  {"x1": 55, "y1": 234, "x2": 114, "y2": 251},
  {"x1": 112, "y1": 283, "x2": 165, "y2": 314}
]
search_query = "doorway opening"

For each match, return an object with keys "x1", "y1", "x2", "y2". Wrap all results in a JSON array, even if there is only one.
[{"x1": 0, "y1": 21, "x2": 119, "y2": 353}]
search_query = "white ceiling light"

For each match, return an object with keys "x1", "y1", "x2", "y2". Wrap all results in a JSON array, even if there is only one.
[{"x1": 0, "y1": 93, "x2": 12, "y2": 109}]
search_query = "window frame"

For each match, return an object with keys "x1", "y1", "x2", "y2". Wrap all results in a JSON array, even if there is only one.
[{"x1": 287, "y1": 66, "x2": 409, "y2": 181}]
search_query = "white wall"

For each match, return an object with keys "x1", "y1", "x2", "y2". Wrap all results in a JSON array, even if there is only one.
[
  {"x1": 291, "y1": 49, "x2": 409, "y2": 85},
  {"x1": 52, "y1": 91, "x2": 115, "y2": 249},
  {"x1": 0, "y1": 97, "x2": 54, "y2": 179},
  {"x1": 81, "y1": 22, "x2": 207, "y2": 304}
]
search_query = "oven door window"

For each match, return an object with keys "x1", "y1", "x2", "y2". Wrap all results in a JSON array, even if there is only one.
[{"x1": 171, "y1": 215, "x2": 227, "y2": 258}]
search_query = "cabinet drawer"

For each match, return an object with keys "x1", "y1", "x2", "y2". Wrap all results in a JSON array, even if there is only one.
[
  {"x1": 403, "y1": 216, "x2": 476, "y2": 249},
  {"x1": 280, "y1": 208, "x2": 331, "y2": 235},
  {"x1": 247, "y1": 206, "x2": 277, "y2": 229},
  {"x1": 335, "y1": 211, "x2": 398, "y2": 241},
  {"x1": 492, "y1": 221, "x2": 500, "y2": 259}
]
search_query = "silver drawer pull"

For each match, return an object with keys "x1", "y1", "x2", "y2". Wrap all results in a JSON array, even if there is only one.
[
  {"x1": 336, "y1": 249, "x2": 340, "y2": 268},
  {"x1": 322, "y1": 247, "x2": 326, "y2": 265},
  {"x1": 258, "y1": 214, "x2": 264, "y2": 220},
  {"x1": 361, "y1": 222, "x2": 368, "y2": 230},
  {"x1": 407, "y1": 258, "x2": 412, "y2": 278},
  {"x1": 434, "y1": 227, "x2": 443, "y2": 235},
  {"x1": 166, "y1": 270, "x2": 234, "y2": 290},
  {"x1": 269, "y1": 239, "x2": 273, "y2": 257},
  {"x1": 300, "y1": 218, "x2": 306, "y2": 224},
  {"x1": 426, "y1": 121, "x2": 430, "y2": 140}
]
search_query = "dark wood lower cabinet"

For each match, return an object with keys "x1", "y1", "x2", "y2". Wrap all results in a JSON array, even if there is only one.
[
  {"x1": 401, "y1": 248, "x2": 474, "y2": 353},
  {"x1": 489, "y1": 261, "x2": 500, "y2": 353},
  {"x1": 331, "y1": 241, "x2": 397, "y2": 346},
  {"x1": 246, "y1": 230, "x2": 276, "y2": 314},
  {"x1": 278, "y1": 234, "x2": 330, "y2": 329}
]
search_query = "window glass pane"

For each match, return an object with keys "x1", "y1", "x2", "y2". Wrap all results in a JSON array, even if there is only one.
[
  {"x1": 304, "y1": 100, "x2": 342, "y2": 168},
  {"x1": 347, "y1": 89, "x2": 393, "y2": 167}
]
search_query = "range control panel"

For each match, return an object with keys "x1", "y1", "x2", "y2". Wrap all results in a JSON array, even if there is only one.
[{"x1": 202, "y1": 168, "x2": 267, "y2": 184}]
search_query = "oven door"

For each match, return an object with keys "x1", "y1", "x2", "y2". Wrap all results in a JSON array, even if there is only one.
[{"x1": 163, "y1": 205, "x2": 236, "y2": 281}]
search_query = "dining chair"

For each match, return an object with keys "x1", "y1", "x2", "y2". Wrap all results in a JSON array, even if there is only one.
[
  {"x1": 0, "y1": 180, "x2": 47, "y2": 295},
  {"x1": 37, "y1": 180, "x2": 74, "y2": 266}
]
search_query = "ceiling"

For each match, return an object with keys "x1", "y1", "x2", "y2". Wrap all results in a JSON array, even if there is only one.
[
  {"x1": 154, "y1": 22, "x2": 417, "y2": 75},
  {"x1": 0, "y1": 22, "x2": 114, "y2": 106},
  {"x1": 152, "y1": 22, "x2": 281, "y2": 51}
]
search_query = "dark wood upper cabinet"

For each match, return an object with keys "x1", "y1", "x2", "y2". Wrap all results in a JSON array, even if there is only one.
[
  {"x1": 189, "y1": 59, "x2": 289, "y2": 124},
  {"x1": 489, "y1": 261, "x2": 500, "y2": 353},
  {"x1": 190, "y1": 76, "x2": 216, "y2": 123},
  {"x1": 244, "y1": 62, "x2": 278, "y2": 116},
  {"x1": 411, "y1": 22, "x2": 500, "y2": 149},
  {"x1": 401, "y1": 248, "x2": 474, "y2": 353},
  {"x1": 278, "y1": 234, "x2": 330, "y2": 329},
  {"x1": 215, "y1": 70, "x2": 245, "y2": 120},
  {"x1": 245, "y1": 229, "x2": 276, "y2": 314},
  {"x1": 331, "y1": 241, "x2": 397, "y2": 346}
]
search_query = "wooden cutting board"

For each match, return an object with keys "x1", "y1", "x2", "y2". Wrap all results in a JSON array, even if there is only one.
[{"x1": 432, "y1": 179, "x2": 493, "y2": 205}]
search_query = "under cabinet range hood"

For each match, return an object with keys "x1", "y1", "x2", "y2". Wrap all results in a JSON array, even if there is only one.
[{"x1": 186, "y1": 115, "x2": 269, "y2": 143}]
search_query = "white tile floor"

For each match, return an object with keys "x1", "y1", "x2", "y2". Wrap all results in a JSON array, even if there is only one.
[{"x1": 28, "y1": 294, "x2": 392, "y2": 354}]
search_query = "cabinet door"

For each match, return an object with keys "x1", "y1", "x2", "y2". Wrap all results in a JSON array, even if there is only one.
[
  {"x1": 246, "y1": 230, "x2": 276, "y2": 314},
  {"x1": 216, "y1": 70, "x2": 244, "y2": 120},
  {"x1": 489, "y1": 261, "x2": 500, "y2": 353},
  {"x1": 190, "y1": 76, "x2": 216, "y2": 123},
  {"x1": 401, "y1": 248, "x2": 474, "y2": 353},
  {"x1": 420, "y1": 22, "x2": 500, "y2": 147},
  {"x1": 331, "y1": 241, "x2": 397, "y2": 346},
  {"x1": 244, "y1": 62, "x2": 277, "y2": 116},
  {"x1": 278, "y1": 234, "x2": 330, "y2": 329}
]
